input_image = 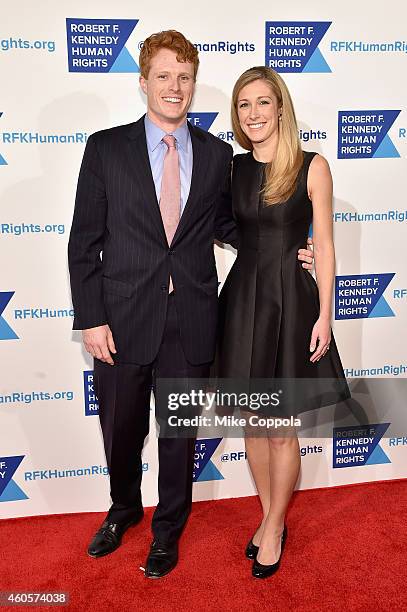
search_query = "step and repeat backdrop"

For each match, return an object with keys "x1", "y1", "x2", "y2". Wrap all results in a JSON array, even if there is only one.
[{"x1": 1, "y1": 1, "x2": 406, "y2": 518}]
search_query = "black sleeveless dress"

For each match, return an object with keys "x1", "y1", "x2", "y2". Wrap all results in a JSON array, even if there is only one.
[{"x1": 216, "y1": 151, "x2": 350, "y2": 415}]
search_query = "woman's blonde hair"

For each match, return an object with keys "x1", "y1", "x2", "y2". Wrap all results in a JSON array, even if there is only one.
[{"x1": 231, "y1": 66, "x2": 303, "y2": 205}]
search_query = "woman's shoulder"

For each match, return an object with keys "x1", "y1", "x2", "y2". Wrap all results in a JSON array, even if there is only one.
[
  {"x1": 233, "y1": 151, "x2": 252, "y2": 164},
  {"x1": 303, "y1": 151, "x2": 330, "y2": 174},
  {"x1": 302, "y1": 150, "x2": 329, "y2": 166},
  {"x1": 231, "y1": 152, "x2": 253, "y2": 178},
  {"x1": 301, "y1": 151, "x2": 330, "y2": 177}
]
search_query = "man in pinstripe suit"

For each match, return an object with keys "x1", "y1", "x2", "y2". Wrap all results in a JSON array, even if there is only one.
[{"x1": 68, "y1": 30, "x2": 314, "y2": 578}]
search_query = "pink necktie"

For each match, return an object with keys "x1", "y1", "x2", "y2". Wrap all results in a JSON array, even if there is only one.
[{"x1": 160, "y1": 134, "x2": 181, "y2": 292}]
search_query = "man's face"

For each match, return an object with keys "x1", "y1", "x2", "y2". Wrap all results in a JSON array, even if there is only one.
[{"x1": 140, "y1": 48, "x2": 195, "y2": 130}]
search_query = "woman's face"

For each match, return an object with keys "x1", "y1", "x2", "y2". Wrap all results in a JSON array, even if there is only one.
[{"x1": 236, "y1": 79, "x2": 281, "y2": 146}]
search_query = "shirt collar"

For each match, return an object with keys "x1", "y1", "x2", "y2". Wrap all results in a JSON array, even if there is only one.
[{"x1": 144, "y1": 114, "x2": 189, "y2": 153}]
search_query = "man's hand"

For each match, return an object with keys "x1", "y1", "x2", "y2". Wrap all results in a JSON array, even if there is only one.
[
  {"x1": 82, "y1": 324, "x2": 116, "y2": 365},
  {"x1": 298, "y1": 237, "x2": 314, "y2": 270}
]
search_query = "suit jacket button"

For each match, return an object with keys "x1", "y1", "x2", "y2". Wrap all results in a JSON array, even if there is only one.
[{"x1": 161, "y1": 285, "x2": 167, "y2": 291}]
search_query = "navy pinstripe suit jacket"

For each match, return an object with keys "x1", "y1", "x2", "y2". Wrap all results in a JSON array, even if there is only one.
[{"x1": 68, "y1": 115, "x2": 237, "y2": 365}]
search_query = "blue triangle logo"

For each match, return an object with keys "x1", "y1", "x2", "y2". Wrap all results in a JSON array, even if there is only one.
[
  {"x1": 0, "y1": 316, "x2": 18, "y2": 340},
  {"x1": 187, "y1": 112, "x2": 218, "y2": 132},
  {"x1": 365, "y1": 444, "x2": 391, "y2": 465},
  {"x1": 196, "y1": 460, "x2": 224, "y2": 482},
  {"x1": 373, "y1": 134, "x2": 400, "y2": 158},
  {"x1": 369, "y1": 295, "x2": 395, "y2": 318},
  {"x1": 0, "y1": 479, "x2": 28, "y2": 502},
  {"x1": 303, "y1": 47, "x2": 331, "y2": 73},
  {"x1": 110, "y1": 46, "x2": 139, "y2": 73},
  {"x1": 0, "y1": 153, "x2": 7, "y2": 165}
]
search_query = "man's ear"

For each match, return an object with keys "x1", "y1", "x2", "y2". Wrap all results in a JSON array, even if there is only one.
[{"x1": 139, "y1": 76, "x2": 147, "y2": 95}]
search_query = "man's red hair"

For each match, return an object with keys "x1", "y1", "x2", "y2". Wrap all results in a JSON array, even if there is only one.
[{"x1": 139, "y1": 30, "x2": 199, "y2": 79}]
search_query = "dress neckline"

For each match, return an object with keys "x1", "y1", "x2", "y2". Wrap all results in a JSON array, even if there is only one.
[
  {"x1": 249, "y1": 150, "x2": 267, "y2": 165},
  {"x1": 249, "y1": 149, "x2": 311, "y2": 164}
]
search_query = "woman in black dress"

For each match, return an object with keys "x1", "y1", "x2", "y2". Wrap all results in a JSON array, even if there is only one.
[{"x1": 217, "y1": 67, "x2": 350, "y2": 578}]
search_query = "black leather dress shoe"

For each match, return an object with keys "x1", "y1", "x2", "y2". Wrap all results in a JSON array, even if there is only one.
[
  {"x1": 144, "y1": 540, "x2": 178, "y2": 578},
  {"x1": 252, "y1": 525, "x2": 287, "y2": 579},
  {"x1": 245, "y1": 538, "x2": 259, "y2": 560},
  {"x1": 87, "y1": 511, "x2": 144, "y2": 558}
]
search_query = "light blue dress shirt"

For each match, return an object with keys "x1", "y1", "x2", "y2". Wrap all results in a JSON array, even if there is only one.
[{"x1": 144, "y1": 114, "x2": 193, "y2": 215}]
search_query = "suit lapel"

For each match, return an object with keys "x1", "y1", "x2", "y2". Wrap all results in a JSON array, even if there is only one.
[
  {"x1": 172, "y1": 123, "x2": 208, "y2": 245},
  {"x1": 126, "y1": 117, "x2": 167, "y2": 243}
]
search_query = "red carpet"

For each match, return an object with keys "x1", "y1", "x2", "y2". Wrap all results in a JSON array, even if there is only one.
[{"x1": 2, "y1": 480, "x2": 406, "y2": 612}]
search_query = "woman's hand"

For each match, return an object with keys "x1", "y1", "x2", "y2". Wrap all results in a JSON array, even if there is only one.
[{"x1": 309, "y1": 317, "x2": 331, "y2": 362}]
